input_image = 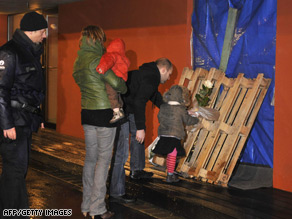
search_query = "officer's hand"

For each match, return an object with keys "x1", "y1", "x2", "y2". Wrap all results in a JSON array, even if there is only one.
[
  {"x1": 3, "y1": 127, "x2": 16, "y2": 140},
  {"x1": 136, "y1": 129, "x2": 145, "y2": 144},
  {"x1": 41, "y1": 123, "x2": 45, "y2": 129}
]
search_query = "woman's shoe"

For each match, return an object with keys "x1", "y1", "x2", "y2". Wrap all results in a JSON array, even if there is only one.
[{"x1": 93, "y1": 211, "x2": 114, "y2": 219}]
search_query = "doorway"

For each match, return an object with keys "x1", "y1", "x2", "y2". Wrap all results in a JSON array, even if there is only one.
[{"x1": 45, "y1": 14, "x2": 58, "y2": 128}]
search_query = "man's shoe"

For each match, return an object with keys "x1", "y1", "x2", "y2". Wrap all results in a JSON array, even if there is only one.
[
  {"x1": 130, "y1": 170, "x2": 153, "y2": 179},
  {"x1": 93, "y1": 211, "x2": 114, "y2": 219},
  {"x1": 109, "y1": 194, "x2": 136, "y2": 203}
]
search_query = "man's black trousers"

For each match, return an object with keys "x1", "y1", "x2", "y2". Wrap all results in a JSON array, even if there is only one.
[{"x1": 0, "y1": 126, "x2": 32, "y2": 218}]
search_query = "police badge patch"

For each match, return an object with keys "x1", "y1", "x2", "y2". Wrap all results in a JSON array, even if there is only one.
[{"x1": 0, "y1": 60, "x2": 5, "y2": 70}]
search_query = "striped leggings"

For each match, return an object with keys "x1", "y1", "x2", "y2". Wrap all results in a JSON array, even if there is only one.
[{"x1": 166, "y1": 148, "x2": 177, "y2": 174}]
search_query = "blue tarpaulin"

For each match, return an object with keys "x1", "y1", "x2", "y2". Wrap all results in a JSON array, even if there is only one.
[{"x1": 192, "y1": 0, "x2": 276, "y2": 167}]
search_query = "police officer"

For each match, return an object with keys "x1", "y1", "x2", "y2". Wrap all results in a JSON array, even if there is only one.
[{"x1": 0, "y1": 11, "x2": 47, "y2": 216}]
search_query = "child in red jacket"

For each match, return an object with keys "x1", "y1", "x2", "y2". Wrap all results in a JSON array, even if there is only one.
[{"x1": 96, "y1": 38, "x2": 130, "y2": 123}]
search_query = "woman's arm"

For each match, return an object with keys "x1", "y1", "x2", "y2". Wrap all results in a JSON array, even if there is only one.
[{"x1": 102, "y1": 69, "x2": 127, "y2": 94}]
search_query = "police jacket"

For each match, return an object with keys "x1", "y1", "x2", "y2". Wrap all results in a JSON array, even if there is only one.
[
  {"x1": 123, "y1": 62, "x2": 163, "y2": 130},
  {"x1": 0, "y1": 29, "x2": 45, "y2": 132}
]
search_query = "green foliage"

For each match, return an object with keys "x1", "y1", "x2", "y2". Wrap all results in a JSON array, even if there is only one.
[{"x1": 195, "y1": 84, "x2": 213, "y2": 107}]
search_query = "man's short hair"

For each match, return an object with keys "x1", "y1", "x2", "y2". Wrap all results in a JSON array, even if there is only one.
[{"x1": 156, "y1": 58, "x2": 172, "y2": 71}]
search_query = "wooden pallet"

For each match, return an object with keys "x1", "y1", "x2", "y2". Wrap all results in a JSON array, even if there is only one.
[{"x1": 150, "y1": 67, "x2": 271, "y2": 187}]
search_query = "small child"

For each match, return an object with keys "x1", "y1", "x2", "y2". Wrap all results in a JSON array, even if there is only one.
[
  {"x1": 96, "y1": 38, "x2": 130, "y2": 123},
  {"x1": 152, "y1": 85, "x2": 199, "y2": 183}
]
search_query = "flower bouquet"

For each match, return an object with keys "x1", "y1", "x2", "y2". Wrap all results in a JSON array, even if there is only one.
[
  {"x1": 188, "y1": 80, "x2": 220, "y2": 132},
  {"x1": 195, "y1": 80, "x2": 213, "y2": 107}
]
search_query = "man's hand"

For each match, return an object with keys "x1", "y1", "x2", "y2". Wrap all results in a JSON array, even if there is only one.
[
  {"x1": 41, "y1": 123, "x2": 45, "y2": 129},
  {"x1": 3, "y1": 127, "x2": 16, "y2": 140},
  {"x1": 136, "y1": 129, "x2": 145, "y2": 144}
]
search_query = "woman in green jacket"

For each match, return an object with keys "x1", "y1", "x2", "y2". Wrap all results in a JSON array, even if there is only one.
[{"x1": 73, "y1": 25, "x2": 127, "y2": 219}]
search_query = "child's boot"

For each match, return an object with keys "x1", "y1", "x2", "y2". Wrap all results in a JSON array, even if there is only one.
[
  {"x1": 166, "y1": 173, "x2": 180, "y2": 183},
  {"x1": 110, "y1": 108, "x2": 125, "y2": 123}
]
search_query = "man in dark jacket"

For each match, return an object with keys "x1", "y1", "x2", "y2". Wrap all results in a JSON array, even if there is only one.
[
  {"x1": 110, "y1": 58, "x2": 173, "y2": 203},
  {"x1": 0, "y1": 12, "x2": 47, "y2": 216}
]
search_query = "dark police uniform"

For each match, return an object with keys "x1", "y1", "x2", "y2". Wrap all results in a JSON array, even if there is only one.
[{"x1": 0, "y1": 28, "x2": 45, "y2": 216}]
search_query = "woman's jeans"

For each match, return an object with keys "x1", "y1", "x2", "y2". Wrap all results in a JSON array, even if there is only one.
[{"x1": 81, "y1": 125, "x2": 116, "y2": 216}]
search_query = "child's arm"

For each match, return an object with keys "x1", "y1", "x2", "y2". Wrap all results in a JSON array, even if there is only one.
[
  {"x1": 96, "y1": 52, "x2": 116, "y2": 74},
  {"x1": 182, "y1": 109, "x2": 200, "y2": 126}
]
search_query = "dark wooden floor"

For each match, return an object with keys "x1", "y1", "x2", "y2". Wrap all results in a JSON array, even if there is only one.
[{"x1": 29, "y1": 128, "x2": 292, "y2": 219}]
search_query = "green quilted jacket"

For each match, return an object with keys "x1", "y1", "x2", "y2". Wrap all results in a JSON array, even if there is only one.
[{"x1": 73, "y1": 37, "x2": 127, "y2": 110}]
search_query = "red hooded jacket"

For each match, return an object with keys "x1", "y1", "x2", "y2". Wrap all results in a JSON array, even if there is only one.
[{"x1": 96, "y1": 38, "x2": 130, "y2": 81}]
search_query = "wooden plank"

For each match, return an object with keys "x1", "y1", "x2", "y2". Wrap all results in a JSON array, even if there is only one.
[
  {"x1": 225, "y1": 87, "x2": 247, "y2": 125},
  {"x1": 217, "y1": 76, "x2": 271, "y2": 185},
  {"x1": 216, "y1": 135, "x2": 244, "y2": 186},
  {"x1": 213, "y1": 80, "x2": 233, "y2": 111},
  {"x1": 204, "y1": 76, "x2": 262, "y2": 183},
  {"x1": 179, "y1": 69, "x2": 226, "y2": 175},
  {"x1": 212, "y1": 74, "x2": 266, "y2": 184},
  {"x1": 177, "y1": 130, "x2": 201, "y2": 171},
  {"x1": 183, "y1": 129, "x2": 210, "y2": 175},
  {"x1": 179, "y1": 67, "x2": 208, "y2": 93},
  {"x1": 205, "y1": 132, "x2": 228, "y2": 175},
  {"x1": 192, "y1": 74, "x2": 244, "y2": 178},
  {"x1": 152, "y1": 156, "x2": 166, "y2": 166},
  {"x1": 149, "y1": 67, "x2": 271, "y2": 187},
  {"x1": 206, "y1": 68, "x2": 226, "y2": 107}
]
